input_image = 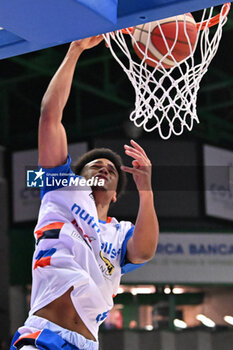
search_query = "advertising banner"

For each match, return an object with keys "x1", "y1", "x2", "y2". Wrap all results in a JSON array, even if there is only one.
[
  {"x1": 204, "y1": 145, "x2": 233, "y2": 221},
  {"x1": 123, "y1": 233, "x2": 233, "y2": 284}
]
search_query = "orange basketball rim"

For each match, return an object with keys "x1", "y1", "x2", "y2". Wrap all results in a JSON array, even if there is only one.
[{"x1": 121, "y1": 2, "x2": 231, "y2": 34}]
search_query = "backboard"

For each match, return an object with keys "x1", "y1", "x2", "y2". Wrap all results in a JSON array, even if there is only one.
[{"x1": 0, "y1": 0, "x2": 229, "y2": 59}]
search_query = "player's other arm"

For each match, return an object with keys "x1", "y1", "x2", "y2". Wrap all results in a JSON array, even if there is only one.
[
  {"x1": 121, "y1": 140, "x2": 159, "y2": 264},
  {"x1": 39, "y1": 37, "x2": 103, "y2": 168}
]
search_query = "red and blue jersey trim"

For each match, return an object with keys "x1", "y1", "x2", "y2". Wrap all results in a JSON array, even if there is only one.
[
  {"x1": 98, "y1": 217, "x2": 112, "y2": 224},
  {"x1": 11, "y1": 329, "x2": 81, "y2": 350},
  {"x1": 33, "y1": 248, "x2": 56, "y2": 270},
  {"x1": 35, "y1": 222, "x2": 64, "y2": 244},
  {"x1": 13, "y1": 330, "x2": 41, "y2": 348}
]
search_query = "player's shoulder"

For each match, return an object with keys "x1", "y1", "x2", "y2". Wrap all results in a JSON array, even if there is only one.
[
  {"x1": 107, "y1": 217, "x2": 134, "y2": 234},
  {"x1": 40, "y1": 154, "x2": 87, "y2": 199}
]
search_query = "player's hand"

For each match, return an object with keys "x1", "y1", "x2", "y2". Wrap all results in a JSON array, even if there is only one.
[
  {"x1": 71, "y1": 35, "x2": 104, "y2": 51},
  {"x1": 121, "y1": 140, "x2": 152, "y2": 192}
]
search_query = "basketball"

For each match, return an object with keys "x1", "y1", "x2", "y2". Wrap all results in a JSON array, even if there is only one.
[{"x1": 132, "y1": 13, "x2": 198, "y2": 69}]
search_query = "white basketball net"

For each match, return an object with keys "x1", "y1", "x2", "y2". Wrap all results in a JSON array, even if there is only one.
[{"x1": 103, "y1": 4, "x2": 230, "y2": 139}]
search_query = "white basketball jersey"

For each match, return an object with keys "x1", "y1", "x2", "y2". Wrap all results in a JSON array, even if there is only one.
[{"x1": 29, "y1": 156, "x2": 145, "y2": 340}]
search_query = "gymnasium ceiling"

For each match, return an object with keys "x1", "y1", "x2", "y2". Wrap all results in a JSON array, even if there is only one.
[{"x1": 0, "y1": 5, "x2": 233, "y2": 151}]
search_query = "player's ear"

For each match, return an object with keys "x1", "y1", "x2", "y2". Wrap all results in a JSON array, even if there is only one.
[{"x1": 112, "y1": 191, "x2": 117, "y2": 203}]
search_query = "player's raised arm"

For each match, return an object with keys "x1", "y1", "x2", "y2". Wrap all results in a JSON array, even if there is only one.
[
  {"x1": 38, "y1": 36, "x2": 103, "y2": 168},
  {"x1": 121, "y1": 140, "x2": 159, "y2": 263}
]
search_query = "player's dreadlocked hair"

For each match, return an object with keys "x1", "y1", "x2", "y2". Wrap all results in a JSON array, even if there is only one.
[{"x1": 72, "y1": 148, "x2": 127, "y2": 197}]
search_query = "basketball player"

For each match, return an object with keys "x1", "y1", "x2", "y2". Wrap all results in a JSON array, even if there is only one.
[{"x1": 11, "y1": 36, "x2": 159, "y2": 350}]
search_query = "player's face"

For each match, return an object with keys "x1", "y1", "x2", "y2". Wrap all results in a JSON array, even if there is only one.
[{"x1": 81, "y1": 158, "x2": 119, "y2": 192}]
